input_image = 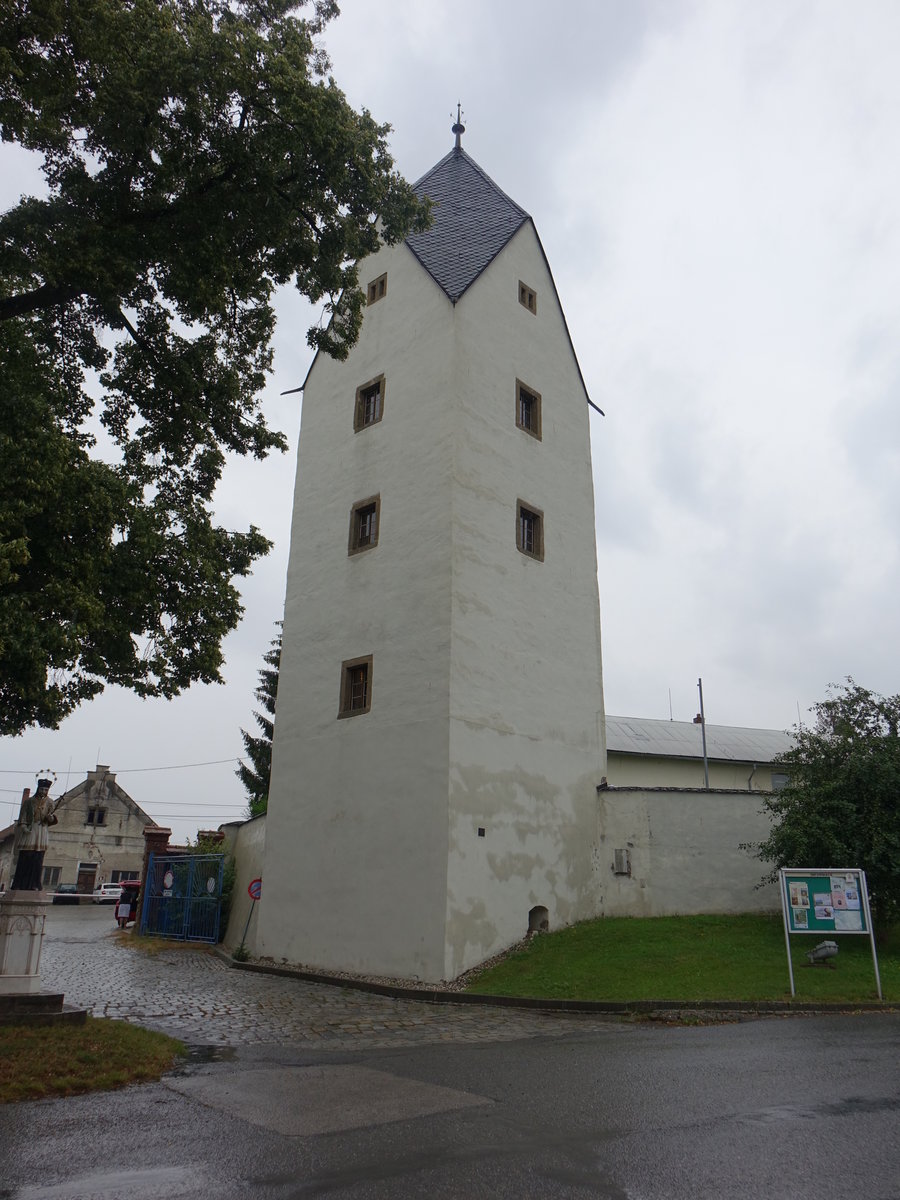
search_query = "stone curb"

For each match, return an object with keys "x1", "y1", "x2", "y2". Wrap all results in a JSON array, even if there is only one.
[{"x1": 215, "y1": 950, "x2": 891, "y2": 1016}]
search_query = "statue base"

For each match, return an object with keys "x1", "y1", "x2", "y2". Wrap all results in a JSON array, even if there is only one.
[{"x1": 0, "y1": 890, "x2": 51, "y2": 995}]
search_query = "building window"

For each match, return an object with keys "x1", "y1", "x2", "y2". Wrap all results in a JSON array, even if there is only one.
[
  {"x1": 518, "y1": 280, "x2": 537, "y2": 314},
  {"x1": 42, "y1": 865, "x2": 61, "y2": 888},
  {"x1": 86, "y1": 807, "x2": 106, "y2": 826},
  {"x1": 111, "y1": 870, "x2": 139, "y2": 883},
  {"x1": 516, "y1": 380, "x2": 542, "y2": 440},
  {"x1": 348, "y1": 495, "x2": 381, "y2": 555},
  {"x1": 339, "y1": 655, "x2": 373, "y2": 718},
  {"x1": 613, "y1": 849, "x2": 632, "y2": 876},
  {"x1": 516, "y1": 501, "x2": 544, "y2": 561},
  {"x1": 771, "y1": 772, "x2": 789, "y2": 791},
  {"x1": 354, "y1": 375, "x2": 384, "y2": 431},
  {"x1": 367, "y1": 272, "x2": 387, "y2": 305}
]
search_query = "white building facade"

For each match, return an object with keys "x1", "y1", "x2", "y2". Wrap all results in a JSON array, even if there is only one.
[{"x1": 257, "y1": 140, "x2": 607, "y2": 981}]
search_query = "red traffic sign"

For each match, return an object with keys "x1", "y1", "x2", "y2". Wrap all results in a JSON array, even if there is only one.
[{"x1": 247, "y1": 877, "x2": 262, "y2": 901}]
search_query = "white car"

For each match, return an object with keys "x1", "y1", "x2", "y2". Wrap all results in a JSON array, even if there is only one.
[{"x1": 91, "y1": 883, "x2": 123, "y2": 904}]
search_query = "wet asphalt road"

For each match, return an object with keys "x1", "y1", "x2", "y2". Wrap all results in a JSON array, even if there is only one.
[{"x1": 0, "y1": 910, "x2": 898, "y2": 1198}]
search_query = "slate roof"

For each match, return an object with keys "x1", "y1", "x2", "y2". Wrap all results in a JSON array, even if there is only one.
[
  {"x1": 405, "y1": 147, "x2": 529, "y2": 303},
  {"x1": 606, "y1": 715, "x2": 794, "y2": 765}
]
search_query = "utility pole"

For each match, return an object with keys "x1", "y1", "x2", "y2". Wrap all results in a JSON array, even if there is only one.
[{"x1": 693, "y1": 678, "x2": 709, "y2": 790}]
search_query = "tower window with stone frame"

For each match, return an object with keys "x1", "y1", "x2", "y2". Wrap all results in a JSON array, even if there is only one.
[
  {"x1": 516, "y1": 380, "x2": 542, "y2": 440},
  {"x1": 338, "y1": 655, "x2": 373, "y2": 717},
  {"x1": 348, "y1": 495, "x2": 380, "y2": 555},
  {"x1": 366, "y1": 272, "x2": 387, "y2": 305},
  {"x1": 518, "y1": 280, "x2": 537, "y2": 314},
  {"x1": 354, "y1": 376, "x2": 384, "y2": 431},
  {"x1": 516, "y1": 501, "x2": 544, "y2": 561}
]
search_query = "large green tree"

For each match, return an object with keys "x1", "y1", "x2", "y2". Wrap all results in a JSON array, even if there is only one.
[
  {"x1": 748, "y1": 681, "x2": 900, "y2": 929},
  {"x1": 236, "y1": 624, "x2": 280, "y2": 817},
  {"x1": 0, "y1": 0, "x2": 428, "y2": 735}
]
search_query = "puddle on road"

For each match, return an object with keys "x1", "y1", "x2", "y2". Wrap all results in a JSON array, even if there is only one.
[
  {"x1": 746, "y1": 1094, "x2": 900, "y2": 1124},
  {"x1": 180, "y1": 1043, "x2": 238, "y2": 1065},
  {"x1": 9, "y1": 1166, "x2": 205, "y2": 1200}
]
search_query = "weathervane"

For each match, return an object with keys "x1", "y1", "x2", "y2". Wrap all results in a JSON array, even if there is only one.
[{"x1": 452, "y1": 102, "x2": 465, "y2": 150}]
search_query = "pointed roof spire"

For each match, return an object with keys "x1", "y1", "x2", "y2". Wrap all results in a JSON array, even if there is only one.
[
  {"x1": 452, "y1": 102, "x2": 465, "y2": 151},
  {"x1": 406, "y1": 142, "x2": 528, "y2": 304}
]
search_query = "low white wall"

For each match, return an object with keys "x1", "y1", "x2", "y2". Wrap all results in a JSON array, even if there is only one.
[
  {"x1": 220, "y1": 815, "x2": 267, "y2": 952},
  {"x1": 597, "y1": 788, "x2": 778, "y2": 917},
  {"x1": 224, "y1": 790, "x2": 777, "y2": 967}
]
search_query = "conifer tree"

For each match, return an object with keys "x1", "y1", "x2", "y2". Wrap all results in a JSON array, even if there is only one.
[{"x1": 236, "y1": 627, "x2": 282, "y2": 816}]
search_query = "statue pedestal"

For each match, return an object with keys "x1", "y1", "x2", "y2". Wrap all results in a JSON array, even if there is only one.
[{"x1": 0, "y1": 891, "x2": 51, "y2": 995}]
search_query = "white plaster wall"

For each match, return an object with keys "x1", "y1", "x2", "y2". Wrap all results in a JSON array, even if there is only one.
[
  {"x1": 607, "y1": 753, "x2": 781, "y2": 791},
  {"x1": 596, "y1": 788, "x2": 778, "y2": 916},
  {"x1": 444, "y1": 224, "x2": 607, "y2": 976},
  {"x1": 258, "y1": 239, "x2": 457, "y2": 980},
  {"x1": 260, "y1": 217, "x2": 607, "y2": 981},
  {"x1": 220, "y1": 815, "x2": 266, "y2": 951}
]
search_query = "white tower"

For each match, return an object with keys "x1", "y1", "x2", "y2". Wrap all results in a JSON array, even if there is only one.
[{"x1": 257, "y1": 131, "x2": 606, "y2": 982}]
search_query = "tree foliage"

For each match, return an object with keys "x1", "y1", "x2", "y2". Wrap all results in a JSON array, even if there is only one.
[
  {"x1": 0, "y1": 0, "x2": 428, "y2": 734},
  {"x1": 236, "y1": 624, "x2": 280, "y2": 817},
  {"x1": 749, "y1": 681, "x2": 900, "y2": 928}
]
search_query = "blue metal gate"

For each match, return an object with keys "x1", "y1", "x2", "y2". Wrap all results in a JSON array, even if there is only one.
[{"x1": 140, "y1": 852, "x2": 225, "y2": 943}]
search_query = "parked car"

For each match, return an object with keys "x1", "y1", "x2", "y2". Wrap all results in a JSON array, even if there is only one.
[
  {"x1": 52, "y1": 883, "x2": 80, "y2": 905},
  {"x1": 91, "y1": 883, "x2": 123, "y2": 904},
  {"x1": 115, "y1": 880, "x2": 142, "y2": 928}
]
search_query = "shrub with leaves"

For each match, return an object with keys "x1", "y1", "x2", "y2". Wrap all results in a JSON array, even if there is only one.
[{"x1": 747, "y1": 680, "x2": 900, "y2": 929}]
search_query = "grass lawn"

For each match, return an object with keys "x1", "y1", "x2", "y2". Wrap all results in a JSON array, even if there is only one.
[
  {"x1": 0, "y1": 1018, "x2": 184, "y2": 1104},
  {"x1": 114, "y1": 929, "x2": 217, "y2": 955},
  {"x1": 464, "y1": 914, "x2": 898, "y2": 1004}
]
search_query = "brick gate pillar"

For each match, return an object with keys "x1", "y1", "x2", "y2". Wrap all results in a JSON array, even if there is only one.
[{"x1": 133, "y1": 826, "x2": 172, "y2": 934}]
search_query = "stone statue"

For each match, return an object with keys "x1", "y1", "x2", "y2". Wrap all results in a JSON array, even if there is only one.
[{"x1": 10, "y1": 779, "x2": 61, "y2": 892}]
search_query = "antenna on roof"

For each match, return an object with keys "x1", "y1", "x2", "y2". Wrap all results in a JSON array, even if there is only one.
[{"x1": 452, "y1": 102, "x2": 465, "y2": 150}]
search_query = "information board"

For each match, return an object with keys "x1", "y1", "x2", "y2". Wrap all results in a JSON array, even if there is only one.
[
  {"x1": 778, "y1": 867, "x2": 881, "y2": 1000},
  {"x1": 781, "y1": 869, "x2": 868, "y2": 935}
]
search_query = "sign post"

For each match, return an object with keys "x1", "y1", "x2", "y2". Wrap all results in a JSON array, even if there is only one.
[
  {"x1": 779, "y1": 867, "x2": 881, "y2": 1000},
  {"x1": 239, "y1": 877, "x2": 262, "y2": 952}
]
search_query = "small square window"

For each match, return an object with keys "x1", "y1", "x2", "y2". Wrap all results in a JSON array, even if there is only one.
[
  {"x1": 518, "y1": 280, "x2": 537, "y2": 314},
  {"x1": 339, "y1": 655, "x2": 373, "y2": 718},
  {"x1": 42, "y1": 865, "x2": 61, "y2": 887},
  {"x1": 86, "y1": 807, "x2": 107, "y2": 826},
  {"x1": 367, "y1": 272, "x2": 387, "y2": 305},
  {"x1": 516, "y1": 500, "x2": 544, "y2": 561},
  {"x1": 516, "y1": 380, "x2": 542, "y2": 440},
  {"x1": 354, "y1": 375, "x2": 384, "y2": 432},
  {"x1": 348, "y1": 494, "x2": 381, "y2": 555}
]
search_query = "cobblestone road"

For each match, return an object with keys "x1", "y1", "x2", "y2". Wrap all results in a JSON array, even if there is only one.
[{"x1": 41, "y1": 907, "x2": 617, "y2": 1050}]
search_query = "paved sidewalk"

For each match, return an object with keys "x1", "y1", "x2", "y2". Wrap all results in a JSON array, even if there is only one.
[{"x1": 40, "y1": 907, "x2": 619, "y2": 1049}]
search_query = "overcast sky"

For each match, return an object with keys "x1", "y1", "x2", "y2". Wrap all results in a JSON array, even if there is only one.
[{"x1": 3, "y1": 0, "x2": 898, "y2": 842}]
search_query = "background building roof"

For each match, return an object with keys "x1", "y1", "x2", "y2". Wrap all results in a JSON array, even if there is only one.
[{"x1": 606, "y1": 715, "x2": 794, "y2": 764}]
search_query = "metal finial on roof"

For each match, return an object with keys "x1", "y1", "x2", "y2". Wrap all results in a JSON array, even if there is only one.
[{"x1": 451, "y1": 102, "x2": 465, "y2": 150}]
